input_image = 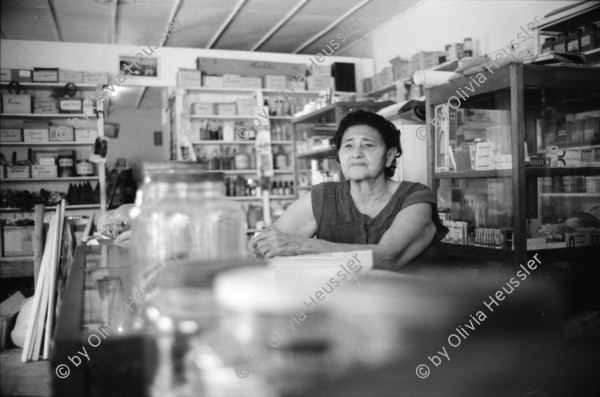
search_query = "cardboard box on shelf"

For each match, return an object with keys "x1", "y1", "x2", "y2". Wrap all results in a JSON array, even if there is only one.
[
  {"x1": 196, "y1": 58, "x2": 306, "y2": 79},
  {"x1": 33, "y1": 101, "x2": 58, "y2": 114},
  {"x1": 581, "y1": 148, "x2": 600, "y2": 167},
  {"x1": 380, "y1": 67, "x2": 394, "y2": 86},
  {"x1": 23, "y1": 121, "x2": 49, "y2": 142},
  {"x1": 58, "y1": 98, "x2": 83, "y2": 113},
  {"x1": 362, "y1": 77, "x2": 372, "y2": 94},
  {"x1": 32, "y1": 68, "x2": 59, "y2": 83},
  {"x1": 33, "y1": 149, "x2": 59, "y2": 164},
  {"x1": 216, "y1": 103, "x2": 237, "y2": 116},
  {"x1": 59, "y1": 70, "x2": 83, "y2": 84},
  {"x1": 202, "y1": 75, "x2": 224, "y2": 88},
  {"x1": 83, "y1": 72, "x2": 109, "y2": 85},
  {"x1": 0, "y1": 69, "x2": 10, "y2": 82},
  {"x1": 310, "y1": 65, "x2": 331, "y2": 77},
  {"x1": 192, "y1": 103, "x2": 215, "y2": 116},
  {"x1": 390, "y1": 56, "x2": 411, "y2": 81},
  {"x1": 177, "y1": 69, "x2": 202, "y2": 87},
  {"x1": 223, "y1": 74, "x2": 242, "y2": 87},
  {"x1": 2, "y1": 94, "x2": 32, "y2": 114},
  {"x1": 31, "y1": 164, "x2": 58, "y2": 179},
  {"x1": 263, "y1": 75, "x2": 287, "y2": 90},
  {"x1": 307, "y1": 76, "x2": 334, "y2": 91},
  {"x1": 10, "y1": 69, "x2": 32, "y2": 82},
  {"x1": 1, "y1": 226, "x2": 34, "y2": 257},
  {"x1": 239, "y1": 77, "x2": 262, "y2": 89},
  {"x1": 565, "y1": 232, "x2": 590, "y2": 247},
  {"x1": 75, "y1": 129, "x2": 98, "y2": 143},
  {"x1": 5, "y1": 165, "x2": 30, "y2": 179},
  {"x1": 236, "y1": 98, "x2": 257, "y2": 115},
  {"x1": 411, "y1": 52, "x2": 444, "y2": 73},
  {"x1": 0, "y1": 128, "x2": 22, "y2": 142},
  {"x1": 49, "y1": 125, "x2": 74, "y2": 141}
]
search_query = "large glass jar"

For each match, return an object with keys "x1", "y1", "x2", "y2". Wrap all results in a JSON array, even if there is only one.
[{"x1": 131, "y1": 170, "x2": 246, "y2": 299}]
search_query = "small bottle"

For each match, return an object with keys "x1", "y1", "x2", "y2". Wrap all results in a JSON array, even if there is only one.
[
  {"x1": 567, "y1": 29, "x2": 581, "y2": 53},
  {"x1": 554, "y1": 33, "x2": 567, "y2": 52},
  {"x1": 235, "y1": 147, "x2": 250, "y2": 170},
  {"x1": 541, "y1": 37, "x2": 555, "y2": 53},
  {"x1": 463, "y1": 37, "x2": 473, "y2": 57},
  {"x1": 277, "y1": 181, "x2": 284, "y2": 196},
  {"x1": 581, "y1": 25, "x2": 597, "y2": 52},
  {"x1": 250, "y1": 148, "x2": 257, "y2": 170},
  {"x1": 235, "y1": 175, "x2": 247, "y2": 197},
  {"x1": 284, "y1": 181, "x2": 291, "y2": 196},
  {"x1": 274, "y1": 146, "x2": 288, "y2": 169},
  {"x1": 271, "y1": 181, "x2": 277, "y2": 195},
  {"x1": 289, "y1": 181, "x2": 294, "y2": 195}
]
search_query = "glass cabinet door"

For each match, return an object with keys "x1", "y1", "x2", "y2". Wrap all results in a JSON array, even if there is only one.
[
  {"x1": 432, "y1": 90, "x2": 515, "y2": 253},
  {"x1": 524, "y1": 83, "x2": 600, "y2": 252}
]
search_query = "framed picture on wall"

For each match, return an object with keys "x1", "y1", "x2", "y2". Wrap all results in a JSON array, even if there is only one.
[{"x1": 119, "y1": 55, "x2": 158, "y2": 78}]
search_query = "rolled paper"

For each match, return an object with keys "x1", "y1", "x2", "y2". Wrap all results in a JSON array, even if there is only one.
[{"x1": 412, "y1": 70, "x2": 456, "y2": 87}]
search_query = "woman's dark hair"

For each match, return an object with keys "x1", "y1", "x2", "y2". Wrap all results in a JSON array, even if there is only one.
[{"x1": 332, "y1": 110, "x2": 402, "y2": 178}]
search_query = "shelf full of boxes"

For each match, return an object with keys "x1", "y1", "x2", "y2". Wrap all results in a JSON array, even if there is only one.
[
  {"x1": 0, "y1": 67, "x2": 107, "y2": 263},
  {"x1": 171, "y1": 60, "x2": 323, "y2": 232}
]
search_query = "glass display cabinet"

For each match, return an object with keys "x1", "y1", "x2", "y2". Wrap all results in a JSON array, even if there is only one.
[{"x1": 426, "y1": 64, "x2": 600, "y2": 265}]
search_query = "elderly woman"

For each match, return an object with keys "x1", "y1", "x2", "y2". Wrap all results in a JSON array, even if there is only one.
[{"x1": 248, "y1": 110, "x2": 448, "y2": 271}]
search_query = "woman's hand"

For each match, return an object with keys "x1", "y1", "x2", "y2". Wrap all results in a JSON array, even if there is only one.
[{"x1": 250, "y1": 228, "x2": 305, "y2": 259}]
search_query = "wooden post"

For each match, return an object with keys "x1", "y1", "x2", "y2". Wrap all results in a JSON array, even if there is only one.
[{"x1": 33, "y1": 204, "x2": 45, "y2": 287}]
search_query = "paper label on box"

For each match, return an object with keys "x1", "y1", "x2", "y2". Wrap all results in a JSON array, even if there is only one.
[
  {"x1": 31, "y1": 165, "x2": 58, "y2": 178},
  {"x1": 217, "y1": 103, "x2": 237, "y2": 116},
  {"x1": 6, "y1": 166, "x2": 30, "y2": 178},
  {"x1": 33, "y1": 101, "x2": 58, "y2": 114},
  {"x1": 223, "y1": 74, "x2": 241, "y2": 87},
  {"x1": 0, "y1": 129, "x2": 22, "y2": 142},
  {"x1": 203, "y1": 76, "x2": 223, "y2": 87},
  {"x1": 33, "y1": 70, "x2": 58, "y2": 82},
  {"x1": 83, "y1": 72, "x2": 108, "y2": 84},
  {"x1": 192, "y1": 103, "x2": 214, "y2": 115},
  {"x1": 59, "y1": 99, "x2": 82, "y2": 111},
  {"x1": 75, "y1": 129, "x2": 98, "y2": 142},
  {"x1": 24, "y1": 129, "x2": 49, "y2": 142},
  {"x1": 39, "y1": 157, "x2": 56, "y2": 165}
]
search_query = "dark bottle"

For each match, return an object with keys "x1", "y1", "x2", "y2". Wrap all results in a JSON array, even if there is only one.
[{"x1": 235, "y1": 175, "x2": 247, "y2": 197}]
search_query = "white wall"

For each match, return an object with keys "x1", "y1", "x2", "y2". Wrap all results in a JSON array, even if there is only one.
[
  {"x1": 341, "y1": 0, "x2": 578, "y2": 72},
  {"x1": 104, "y1": 108, "x2": 164, "y2": 184}
]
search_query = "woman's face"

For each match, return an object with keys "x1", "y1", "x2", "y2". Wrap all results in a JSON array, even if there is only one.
[{"x1": 338, "y1": 125, "x2": 395, "y2": 181}]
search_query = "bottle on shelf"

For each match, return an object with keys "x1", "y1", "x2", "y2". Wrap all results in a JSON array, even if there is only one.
[
  {"x1": 250, "y1": 147, "x2": 257, "y2": 170},
  {"x1": 209, "y1": 149, "x2": 220, "y2": 170},
  {"x1": 235, "y1": 146, "x2": 250, "y2": 170},
  {"x1": 274, "y1": 146, "x2": 288, "y2": 169},
  {"x1": 235, "y1": 175, "x2": 247, "y2": 197}
]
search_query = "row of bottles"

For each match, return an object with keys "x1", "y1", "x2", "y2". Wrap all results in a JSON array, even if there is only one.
[
  {"x1": 195, "y1": 145, "x2": 291, "y2": 170},
  {"x1": 265, "y1": 97, "x2": 312, "y2": 116},
  {"x1": 225, "y1": 175, "x2": 295, "y2": 197},
  {"x1": 196, "y1": 120, "x2": 294, "y2": 142}
]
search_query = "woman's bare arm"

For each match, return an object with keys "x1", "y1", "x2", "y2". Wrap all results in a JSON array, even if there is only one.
[{"x1": 252, "y1": 202, "x2": 437, "y2": 271}]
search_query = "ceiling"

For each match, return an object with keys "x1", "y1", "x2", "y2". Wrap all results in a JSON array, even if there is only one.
[{"x1": 0, "y1": 0, "x2": 422, "y2": 109}]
